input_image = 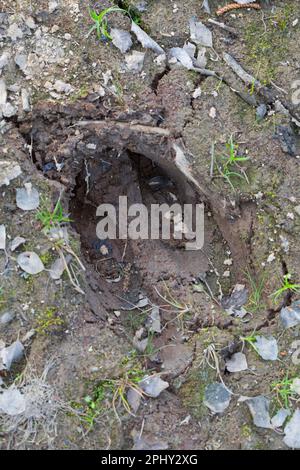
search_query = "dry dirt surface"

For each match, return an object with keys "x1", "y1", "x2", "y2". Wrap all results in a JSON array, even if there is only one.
[{"x1": 0, "y1": 0, "x2": 300, "y2": 450}]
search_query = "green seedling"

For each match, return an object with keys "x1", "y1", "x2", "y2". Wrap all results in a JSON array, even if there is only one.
[
  {"x1": 83, "y1": 371, "x2": 145, "y2": 425},
  {"x1": 271, "y1": 273, "x2": 300, "y2": 302},
  {"x1": 271, "y1": 374, "x2": 295, "y2": 409},
  {"x1": 240, "y1": 334, "x2": 259, "y2": 354},
  {"x1": 88, "y1": 7, "x2": 126, "y2": 40},
  {"x1": 216, "y1": 135, "x2": 249, "y2": 190},
  {"x1": 36, "y1": 198, "x2": 71, "y2": 232},
  {"x1": 245, "y1": 269, "x2": 266, "y2": 313}
]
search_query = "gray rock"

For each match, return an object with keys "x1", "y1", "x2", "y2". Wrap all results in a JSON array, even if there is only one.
[
  {"x1": 15, "y1": 53, "x2": 28, "y2": 73},
  {"x1": 0, "y1": 224, "x2": 5, "y2": 250},
  {"x1": 189, "y1": 18, "x2": 213, "y2": 48},
  {"x1": 16, "y1": 183, "x2": 40, "y2": 210},
  {"x1": 7, "y1": 23, "x2": 24, "y2": 41},
  {"x1": 125, "y1": 50, "x2": 145, "y2": 72},
  {"x1": 131, "y1": 21, "x2": 164, "y2": 55},
  {"x1": 0, "y1": 311, "x2": 15, "y2": 325},
  {"x1": 291, "y1": 378, "x2": 300, "y2": 395},
  {"x1": 0, "y1": 78, "x2": 7, "y2": 105},
  {"x1": 275, "y1": 125, "x2": 297, "y2": 156},
  {"x1": 10, "y1": 236, "x2": 26, "y2": 252},
  {"x1": 1, "y1": 102, "x2": 17, "y2": 118},
  {"x1": 53, "y1": 80, "x2": 74, "y2": 95},
  {"x1": 204, "y1": 382, "x2": 231, "y2": 413},
  {"x1": 21, "y1": 88, "x2": 31, "y2": 112},
  {"x1": 284, "y1": 409, "x2": 300, "y2": 449},
  {"x1": 0, "y1": 340, "x2": 24, "y2": 370},
  {"x1": 146, "y1": 306, "x2": 161, "y2": 333},
  {"x1": 222, "y1": 283, "x2": 249, "y2": 317},
  {"x1": 0, "y1": 52, "x2": 9, "y2": 70},
  {"x1": 254, "y1": 335, "x2": 278, "y2": 361},
  {"x1": 126, "y1": 388, "x2": 142, "y2": 413},
  {"x1": 139, "y1": 376, "x2": 169, "y2": 398},
  {"x1": 280, "y1": 300, "x2": 300, "y2": 328},
  {"x1": 0, "y1": 387, "x2": 26, "y2": 415},
  {"x1": 256, "y1": 103, "x2": 267, "y2": 122},
  {"x1": 48, "y1": 1, "x2": 59, "y2": 13},
  {"x1": 271, "y1": 408, "x2": 290, "y2": 428},
  {"x1": 17, "y1": 252, "x2": 44, "y2": 275},
  {"x1": 225, "y1": 352, "x2": 248, "y2": 372},
  {"x1": 240, "y1": 395, "x2": 272, "y2": 429},
  {"x1": 110, "y1": 28, "x2": 132, "y2": 53},
  {"x1": 169, "y1": 47, "x2": 194, "y2": 70},
  {"x1": 0, "y1": 160, "x2": 22, "y2": 186}
]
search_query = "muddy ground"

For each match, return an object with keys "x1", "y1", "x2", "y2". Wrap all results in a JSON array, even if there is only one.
[{"x1": 0, "y1": 0, "x2": 300, "y2": 450}]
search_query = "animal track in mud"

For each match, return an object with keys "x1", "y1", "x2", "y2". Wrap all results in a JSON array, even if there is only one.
[
  {"x1": 20, "y1": 99, "x2": 283, "y2": 329},
  {"x1": 19, "y1": 100, "x2": 229, "y2": 318}
]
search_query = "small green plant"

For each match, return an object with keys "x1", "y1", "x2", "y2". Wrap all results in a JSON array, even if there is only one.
[
  {"x1": 215, "y1": 136, "x2": 249, "y2": 190},
  {"x1": 36, "y1": 198, "x2": 71, "y2": 232},
  {"x1": 240, "y1": 334, "x2": 259, "y2": 354},
  {"x1": 88, "y1": 7, "x2": 126, "y2": 40},
  {"x1": 245, "y1": 269, "x2": 266, "y2": 313},
  {"x1": 35, "y1": 307, "x2": 65, "y2": 335},
  {"x1": 82, "y1": 354, "x2": 148, "y2": 428},
  {"x1": 88, "y1": 3, "x2": 141, "y2": 41},
  {"x1": 271, "y1": 374, "x2": 295, "y2": 409},
  {"x1": 271, "y1": 273, "x2": 300, "y2": 302}
]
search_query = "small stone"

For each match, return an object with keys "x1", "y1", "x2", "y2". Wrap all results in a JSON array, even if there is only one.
[
  {"x1": 53, "y1": 80, "x2": 74, "y2": 95},
  {"x1": 48, "y1": 1, "x2": 59, "y2": 13},
  {"x1": 254, "y1": 335, "x2": 278, "y2": 361},
  {"x1": 225, "y1": 352, "x2": 248, "y2": 373},
  {"x1": 10, "y1": 236, "x2": 26, "y2": 252},
  {"x1": 146, "y1": 306, "x2": 161, "y2": 333},
  {"x1": 0, "y1": 78, "x2": 7, "y2": 105},
  {"x1": 193, "y1": 87, "x2": 202, "y2": 99},
  {"x1": 1, "y1": 102, "x2": 17, "y2": 118},
  {"x1": 0, "y1": 224, "x2": 5, "y2": 251},
  {"x1": 294, "y1": 205, "x2": 300, "y2": 217},
  {"x1": 0, "y1": 311, "x2": 15, "y2": 325},
  {"x1": 280, "y1": 300, "x2": 300, "y2": 329},
  {"x1": 291, "y1": 378, "x2": 300, "y2": 395},
  {"x1": 256, "y1": 103, "x2": 267, "y2": 122},
  {"x1": 21, "y1": 88, "x2": 31, "y2": 112},
  {"x1": 125, "y1": 50, "x2": 145, "y2": 73},
  {"x1": 240, "y1": 395, "x2": 272, "y2": 429},
  {"x1": 0, "y1": 53, "x2": 9, "y2": 70},
  {"x1": 64, "y1": 33, "x2": 72, "y2": 40},
  {"x1": 17, "y1": 252, "x2": 44, "y2": 275},
  {"x1": 0, "y1": 388, "x2": 26, "y2": 415},
  {"x1": 110, "y1": 28, "x2": 132, "y2": 53},
  {"x1": 267, "y1": 253, "x2": 276, "y2": 263},
  {"x1": 25, "y1": 16, "x2": 36, "y2": 29},
  {"x1": 0, "y1": 161, "x2": 22, "y2": 186},
  {"x1": 15, "y1": 53, "x2": 28, "y2": 73},
  {"x1": 16, "y1": 183, "x2": 40, "y2": 210},
  {"x1": 271, "y1": 408, "x2": 290, "y2": 428},
  {"x1": 204, "y1": 383, "x2": 231, "y2": 414},
  {"x1": 7, "y1": 23, "x2": 24, "y2": 41},
  {"x1": 209, "y1": 107, "x2": 216, "y2": 119},
  {"x1": 139, "y1": 376, "x2": 169, "y2": 398},
  {"x1": 0, "y1": 340, "x2": 24, "y2": 370},
  {"x1": 284, "y1": 409, "x2": 300, "y2": 449},
  {"x1": 189, "y1": 18, "x2": 213, "y2": 47}
]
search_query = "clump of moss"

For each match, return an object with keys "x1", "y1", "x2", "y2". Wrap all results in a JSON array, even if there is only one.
[
  {"x1": 35, "y1": 307, "x2": 65, "y2": 335},
  {"x1": 244, "y1": 4, "x2": 297, "y2": 84}
]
